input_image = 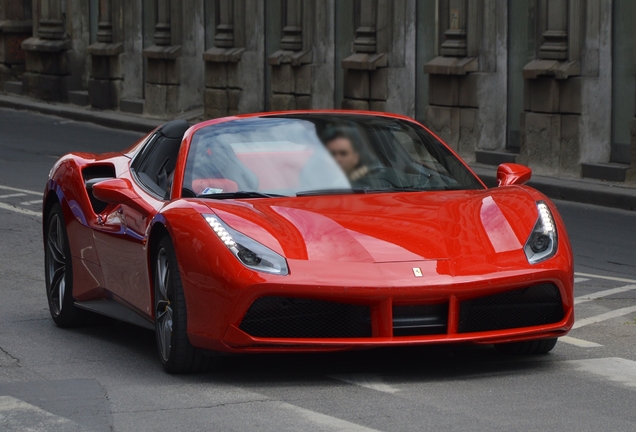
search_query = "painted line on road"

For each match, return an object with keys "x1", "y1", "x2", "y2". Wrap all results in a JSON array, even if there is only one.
[
  {"x1": 0, "y1": 184, "x2": 41, "y2": 196},
  {"x1": 276, "y1": 401, "x2": 382, "y2": 432},
  {"x1": 559, "y1": 336, "x2": 603, "y2": 348},
  {"x1": 568, "y1": 357, "x2": 636, "y2": 390},
  {"x1": 574, "y1": 277, "x2": 590, "y2": 284},
  {"x1": 575, "y1": 272, "x2": 636, "y2": 285},
  {"x1": 0, "y1": 193, "x2": 27, "y2": 199},
  {"x1": 0, "y1": 396, "x2": 81, "y2": 431},
  {"x1": 329, "y1": 374, "x2": 401, "y2": 394},
  {"x1": 573, "y1": 305, "x2": 636, "y2": 330},
  {"x1": 575, "y1": 284, "x2": 636, "y2": 305},
  {"x1": 0, "y1": 201, "x2": 42, "y2": 217},
  {"x1": 19, "y1": 199, "x2": 42, "y2": 206}
]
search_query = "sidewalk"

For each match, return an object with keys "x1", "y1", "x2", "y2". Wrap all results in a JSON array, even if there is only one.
[
  {"x1": 1, "y1": 93, "x2": 635, "y2": 211},
  {"x1": 471, "y1": 164, "x2": 636, "y2": 211}
]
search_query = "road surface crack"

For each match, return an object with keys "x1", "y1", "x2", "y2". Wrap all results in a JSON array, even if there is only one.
[{"x1": 113, "y1": 398, "x2": 271, "y2": 414}]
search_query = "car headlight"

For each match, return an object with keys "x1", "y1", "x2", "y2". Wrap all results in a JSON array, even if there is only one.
[
  {"x1": 203, "y1": 214, "x2": 289, "y2": 275},
  {"x1": 524, "y1": 201, "x2": 558, "y2": 264}
]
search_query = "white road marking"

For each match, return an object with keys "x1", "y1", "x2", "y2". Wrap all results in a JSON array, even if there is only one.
[
  {"x1": 575, "y1": 272, "x2": 636, "y2": 285},
  {"x1": 329, "y1": 374, "x2": 400, "y2": 394},
  {"x1": 572, "y1": 305, "x2": 636, "y2": 329},
  {"x1": 568, "y1": 357, "x2": 636, "y2": 390},
  {"x1": 575, "y1": 284, "x2": 636, "y2": 305},
  {"x1": 574, "y1": 277, "x2": 590, "y2": 283},
  {"x1": 0, "y1": 193, "x2": 27, "y2": 199},
  {"x1": 19, "y1": 199, "x2": 42, "y2": 206},
  {"x1": 0, "y1": 202, "x2": 42, "y2": 217},
  {"x1": 559, "y1": 336, "x2": 603, "y2": 348},
  {"x1": 275, "y1": 402, "x2": 382, "y2": 432},
  {"x1": 0, "y1": 396, "x2": 82, "y2": 431},
  {"x1": 0, "y1": 184, "x2": 41, "y2": 196}
]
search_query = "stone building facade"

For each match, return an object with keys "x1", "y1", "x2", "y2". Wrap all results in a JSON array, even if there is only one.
[{"x1": 1, "y1": 0, "x2": 635, "y2": 182}]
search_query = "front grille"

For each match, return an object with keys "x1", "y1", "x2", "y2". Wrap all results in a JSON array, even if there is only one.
[
  {"x1": 239, "y1": 297, "x2": 372, "y2": 338},
  {"x1": 393, "y1": 303, "x2": 448, "y2": 336},
  {"x1": 458, "y1": 283, "x2": 564, "y2": 333}
]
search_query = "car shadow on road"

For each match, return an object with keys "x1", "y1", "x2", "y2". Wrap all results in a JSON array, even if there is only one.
[{"x1": 69, "y1": 319, "x2": 560, "y2": 386}]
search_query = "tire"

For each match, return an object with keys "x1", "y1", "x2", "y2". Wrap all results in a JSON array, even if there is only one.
[
  {"x1": 153, "y1": 236, "x2": 215, "y2": 374},
  {"x1": 494, "y1": 338, "x2": 558, "y2": 355},
  {"x1": 45, "y1": 202, "x2": 91, "y2": 327}
]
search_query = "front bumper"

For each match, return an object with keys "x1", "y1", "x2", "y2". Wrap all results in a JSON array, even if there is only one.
[{"x1": 187, "y1": 259, "x2": 574, "y2": 353}]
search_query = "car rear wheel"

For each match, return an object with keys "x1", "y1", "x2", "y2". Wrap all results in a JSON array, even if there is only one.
[
  {"x1": 45, "y1": 203, "x2": 90, "y2": 327},
  {"x1": 154, "y1": 236, "x2": 215, "y2": 374},
  {"x1": 494, "y1": 338, "x2": 558, "y2": 355}
]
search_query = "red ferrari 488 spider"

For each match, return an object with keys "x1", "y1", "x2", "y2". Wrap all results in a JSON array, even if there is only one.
[{"x1": 43, "y1": 111, "x2": 574, "y2": 373}]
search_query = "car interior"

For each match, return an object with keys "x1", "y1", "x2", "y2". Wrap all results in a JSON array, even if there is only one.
[{"x1": 131, "y1": 119, "x2": 190, "y2": 199}]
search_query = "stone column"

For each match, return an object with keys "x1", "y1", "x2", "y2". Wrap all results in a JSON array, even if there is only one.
[
  {"x1": 520, "y1": 0, "x2": 585, "y2": 176},
  {"x1": 142, "y1": 0, "x2": 181, "y2": 115},
  {"x1": 341, "y1": 0, "x2": 389, "y2": 111},
  {"x1": 424, "y1": 0, "x2": 508, "y2": 161},
  {"x1": 203, "y1": 0, "x2": 242, "y2": 118},
  {"x1": 21, "y1": 0, "x2": 71, "y2": 101},
  {"x1": 0, "y1": 0, "x2": 32, "y2": 87},
  {"x1": 86, "y1": 0, "x2": 123, "y2": 109},
  {"x1": 268, "y1": 0, "x2": 314, "y2": 111}
]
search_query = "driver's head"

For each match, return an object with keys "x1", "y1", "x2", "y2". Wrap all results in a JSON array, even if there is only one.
[{"x1": 325, "y1": 132, "x2": 360, "y2": 175}]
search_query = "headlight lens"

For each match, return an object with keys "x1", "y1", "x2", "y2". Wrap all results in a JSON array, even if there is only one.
[
  {"x1": 524, "y1": 201, "x2": 558, "y2": 264},
  {"x1": 204, "y1": 215, "x2": 289, "y2": 275}
]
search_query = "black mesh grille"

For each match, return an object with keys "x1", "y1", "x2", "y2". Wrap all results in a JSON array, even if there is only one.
[
  {"x1": 458, "y1": 284, "x2": 564, "y2": 333},
  {"x1": 239, "y1": 297, "x2": 372, "y2": 338},
  {"x1": 393, "y1": 303, "x2": 448, "y2": 336}
]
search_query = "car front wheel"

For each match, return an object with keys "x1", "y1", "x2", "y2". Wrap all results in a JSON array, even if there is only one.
[
  {"x1": 153, "y1": 236, "x2": 215, "y2": 374},
  {"x1": 45, "y1": 203, "x2": 93, "y2": 327}
]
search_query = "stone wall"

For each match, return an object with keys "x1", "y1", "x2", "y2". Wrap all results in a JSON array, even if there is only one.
[{"x1": 1, "y1": 0, "x2": 634, "y2": 182}]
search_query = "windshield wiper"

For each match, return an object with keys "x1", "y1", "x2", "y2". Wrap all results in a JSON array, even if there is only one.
[
  {"x1": 198, "y1": 191, "x2": 285, "y2": 199},
  {"x1": 296, "y1": 188, "x2": 372, "y2": 197}
]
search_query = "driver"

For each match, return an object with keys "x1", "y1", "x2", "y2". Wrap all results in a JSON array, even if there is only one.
[{"x1": 324, "y1": 130, "x2": 370, "y2": 182}]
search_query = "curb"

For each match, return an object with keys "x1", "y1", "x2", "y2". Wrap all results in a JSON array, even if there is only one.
[
  {"x1": 471, "y1": 165, "x2": 636, "y2": 212},
  {"x1": 0, "y1": 94, "x2": 163, "y2": 133}
]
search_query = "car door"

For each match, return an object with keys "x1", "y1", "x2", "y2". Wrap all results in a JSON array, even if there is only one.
[{"x1": 92, "y1": 133, "x2": 178, "y2": 319}]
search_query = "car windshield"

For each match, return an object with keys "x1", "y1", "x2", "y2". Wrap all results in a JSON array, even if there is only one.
[{"x1": 183, "y1": 114, "x2": 484, "y2": 198}]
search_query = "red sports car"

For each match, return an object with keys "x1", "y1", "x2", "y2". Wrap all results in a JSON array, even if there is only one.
[{"x1": 43, "y1": 111, "x2": 574, "y2": 373}]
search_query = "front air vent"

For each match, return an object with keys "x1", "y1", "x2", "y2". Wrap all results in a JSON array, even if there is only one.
[
  {"x1": 392, "y1": 303, "x2": 448, "y2": 336},
  {"x1": 239, "y1": 297, "x2": 372, "y2": 338},
  {"x1": 458, "y1": 284, "x2": 564, "y2": 333},
  {"x1": 82, "y1": 165, "x2": 116, "y2": 214}
]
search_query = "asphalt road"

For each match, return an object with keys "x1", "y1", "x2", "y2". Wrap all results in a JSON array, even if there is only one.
[{"x1": 0, "y1": 108, "x2": 635, "y2": 431}]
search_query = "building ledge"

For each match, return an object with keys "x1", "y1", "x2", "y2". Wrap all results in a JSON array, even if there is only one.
[
  {"x1": 342, "y1": 53, "x2": 387, "y2": 71},
  {"x1": 423, "y1": 56, "x2": 478, "y2": 75},
  {"x1": 475, "y1": 150, "x2": 518, "y2": 166},
  {"x1": 22, "y1": 37, "x2": 71, "y2": 53},
  {"x1": 523, "y1": 59, "x2": 580, "y2": 80},
  {"x1": 202, "y1": 47, "x2": 245, "y2": 63},
  {"x1": 0, "y1": 19, "x2": 32, "y2": 33},
  {"x1": 268, "y1": 49, "x2": 312, "y2": 66},
  {"x1": 582, "y1": 162, "x2": 630, "y2": 183},
  {"x1": 142, "y1": 45, "x2": 181, "y2": 60},
  {"x1": 87, "y1": 42, "x2": 124, "y2": 56}
]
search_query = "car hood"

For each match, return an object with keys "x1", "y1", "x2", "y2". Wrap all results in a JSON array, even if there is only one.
[{"x1": 202, "y1": 187, "x2": 539, "y2": 264}]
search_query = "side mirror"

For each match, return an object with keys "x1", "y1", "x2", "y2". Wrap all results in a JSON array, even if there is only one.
[
  {"x1": 496, "y1": 163, "x2": 532, "y2": 187},
  {"x1": 92, "y1": 178, "x2": 154, "y2": 215}
]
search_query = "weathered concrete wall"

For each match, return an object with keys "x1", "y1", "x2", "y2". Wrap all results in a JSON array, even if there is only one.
[
  {"x1": 176, "y1": 0, "x2": 204, "y2": 112},
  {"x1": 385, "y1": 0, "x2": 416, "y2": 118},
  {"x1": 309, "y1": 0, "x2": 335, "y2": 109},
  {"x1": 579, "y1": 0, "x2": 612, "y2": 165},
  {"x1": 120, "y1": 0, "x2": 144, "y2": 101},
  {"x1": 237, "y1": 0, "x2": 264, "y2": 113}
]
